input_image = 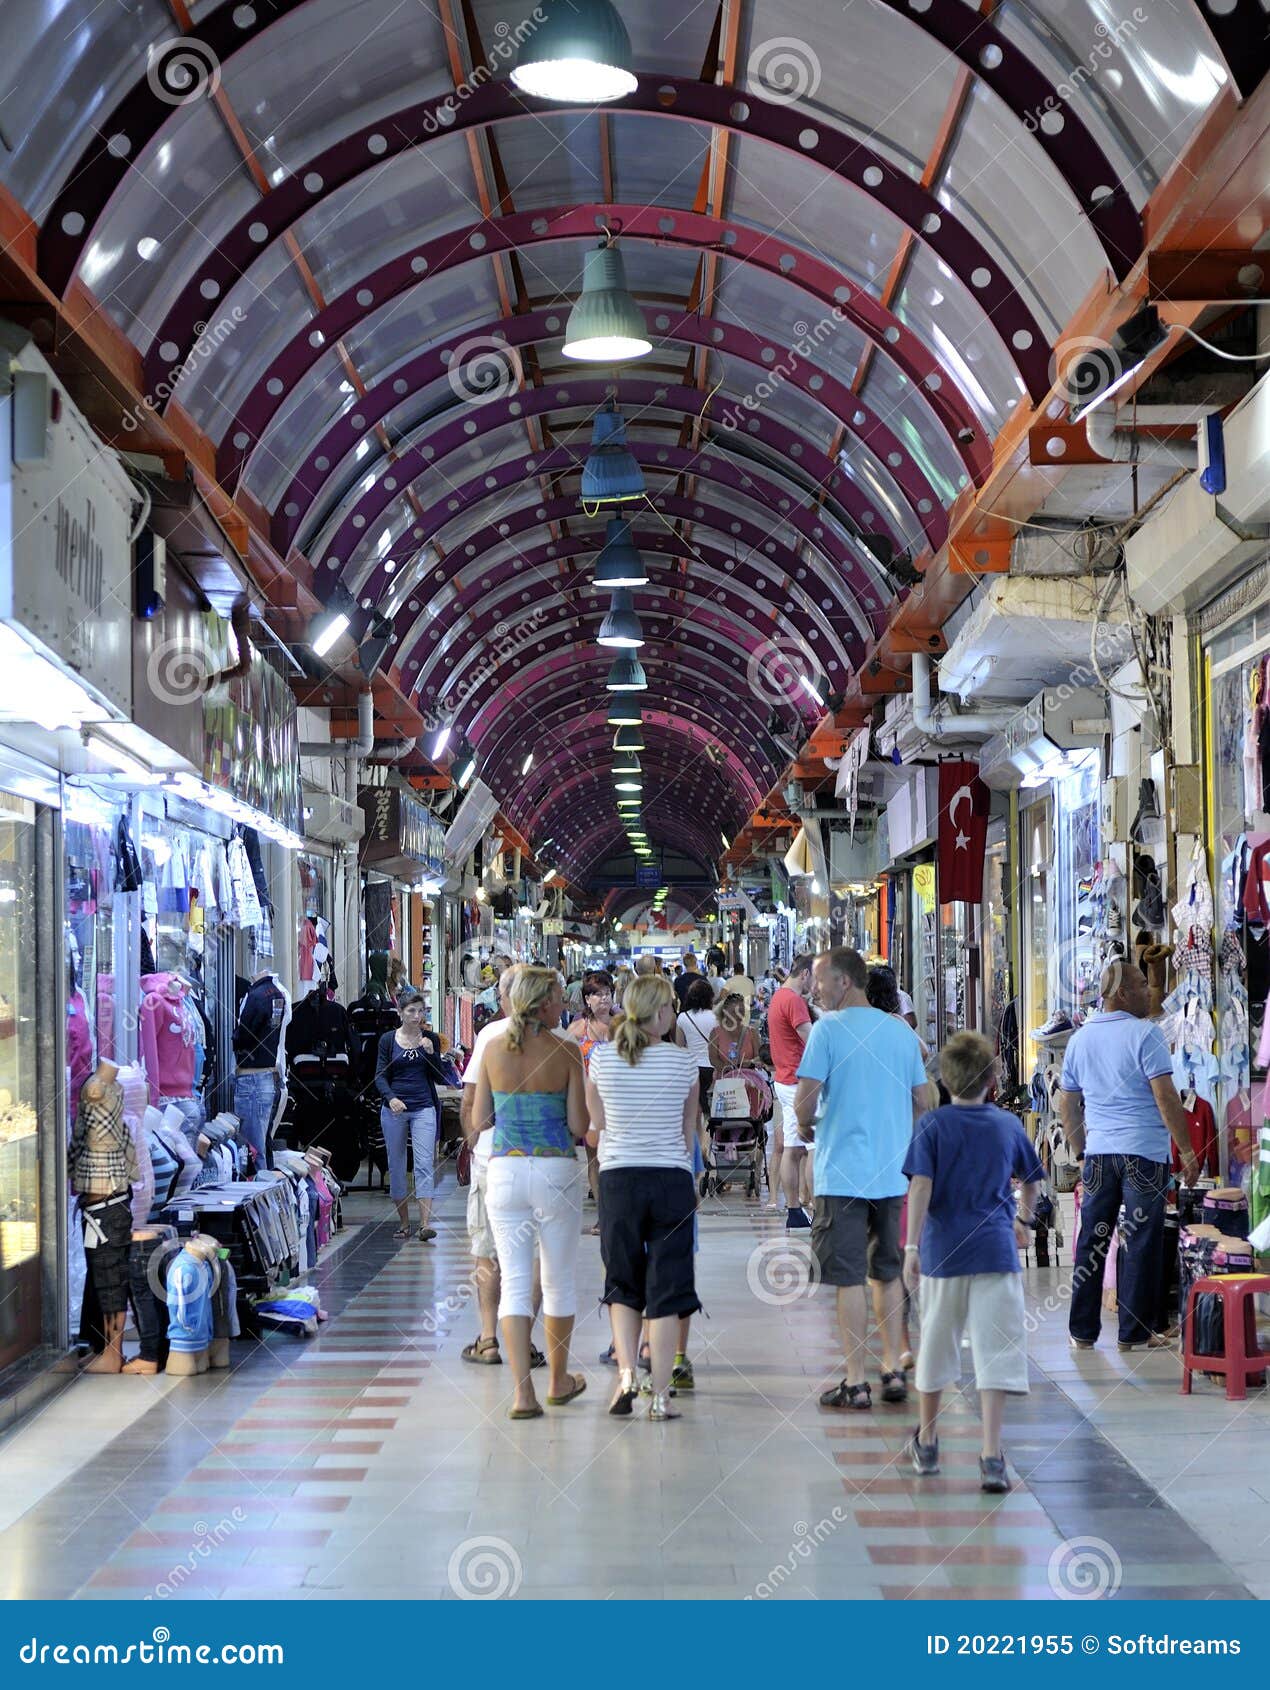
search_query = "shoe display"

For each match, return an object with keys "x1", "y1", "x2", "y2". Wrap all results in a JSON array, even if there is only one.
[{"x1": 1032, "y1": 1011, "x2": 1075, "y2": 1040}]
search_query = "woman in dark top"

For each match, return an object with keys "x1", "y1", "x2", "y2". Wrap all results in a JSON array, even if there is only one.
[{"x1": 374, "y1": 992, "x2": 446, "y2": 1241}]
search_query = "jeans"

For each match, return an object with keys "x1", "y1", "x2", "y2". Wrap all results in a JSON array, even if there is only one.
[
  {"x1": 127, "y1": 1233, "x2": 176, "y2": 1362},
  {"x1": 380, "y1": 1105, "x2": 438, "y2": 1203},
  {"x1": 1069, "y1": 1153, "x2": 1169, "y2": 1345},
  {"x1": 486, "y1": 1154, "x2": 583, "y2": 1319},
  {"x1": 234, "y1": 1070, "x2": 279, "y2": 1171}
]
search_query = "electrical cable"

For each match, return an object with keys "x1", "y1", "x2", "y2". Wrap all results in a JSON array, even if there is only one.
[{"x1": 1179, "y1": 325, "x2": 1270, "y2": 362}]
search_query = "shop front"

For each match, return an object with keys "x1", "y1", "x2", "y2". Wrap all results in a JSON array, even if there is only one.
[{"x1": 358, "y1": 782, "x2": 446, "y2": 1023}]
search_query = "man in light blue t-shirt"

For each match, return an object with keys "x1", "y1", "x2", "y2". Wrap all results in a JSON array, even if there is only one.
[
  {"x1": 795, "y1": 948, "x2": 934, "y2": 1412},
  {"x1": 1059, "y1": 960, "x2": 1197, "y2": 1353}
]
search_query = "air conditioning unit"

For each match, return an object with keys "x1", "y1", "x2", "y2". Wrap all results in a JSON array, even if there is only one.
[
  {"x1": 978, "y1": 686, "x2": 1107, "y2": 791},
  {"x1": 1125, "y1": 376, "x2": 1270, "y2": 613}
]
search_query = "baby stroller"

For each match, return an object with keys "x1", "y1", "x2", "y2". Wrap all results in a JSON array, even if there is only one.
[{"x1": 700, "y1": 1066, "x2": 773, "y2": 1200}]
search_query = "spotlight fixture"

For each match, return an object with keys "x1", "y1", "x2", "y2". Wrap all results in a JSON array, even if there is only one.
[
  {"x1": 613, "y1": 722, "x2": 644, "y2": 752},
  {"x1": 451, "y1": 737, "x2": 477, "y2": 789},
  {"x1": 581, "y1": 406, "x2": 646, "y2": 504},
  {"x1": 429, "y1": 723, "x2": 454, "y2": 760},
  {"x1": 563, "y1": 241, "x2": 650, "y2": 363},
  {"x1": 595, "y1": 517, "x2": 648, "y2": 587},
  {"x1": 521, "y1": 752, "x2": 534, "y2": 776},
  {"x1": 606, "y1": 653, "x2": 647, "y2": 692},
  {"x1": 309, "y1": 583, "x2": 357, "y2": 658},
  {"x1": 509, "y1": 0, "x2": 637, "y2": 104},
  {"x1": 598, "y1": 589, "x2": 644, "y2": 648},
  {"x1": 357, "y1": 610, "x2": 395, "y2": 678}
]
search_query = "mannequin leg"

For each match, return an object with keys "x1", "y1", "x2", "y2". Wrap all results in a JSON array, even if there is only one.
[
  {"x1": 165, "y1": 1349, "x2": 201, "y2": 1377},
  {"x1": 83, "y1": 1311, "x2": 126, "y2": 1373}
]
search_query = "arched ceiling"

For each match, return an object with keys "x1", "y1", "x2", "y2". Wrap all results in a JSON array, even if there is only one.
[{"x1": 1, "y1": 0, "x2": 1242, "y2": 886}]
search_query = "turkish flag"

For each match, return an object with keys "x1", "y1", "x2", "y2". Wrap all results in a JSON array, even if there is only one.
[{"x1": 937, "y1": 759, "x2": 991, "y2": 906}]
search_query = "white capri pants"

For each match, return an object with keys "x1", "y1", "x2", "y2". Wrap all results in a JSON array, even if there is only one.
[
  {"x1": 915, "y1": 1272, "x2": 1030, "y2": 1396},
  {"x1": 485, "y1": 1153, "x2": 584, "y2": 1319}
]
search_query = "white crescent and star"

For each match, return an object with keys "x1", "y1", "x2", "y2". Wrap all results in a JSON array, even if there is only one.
[{"x1": 948, "y1": 783, "x2": 974, "y2": 850}]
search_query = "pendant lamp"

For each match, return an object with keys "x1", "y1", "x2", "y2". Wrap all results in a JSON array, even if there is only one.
[
  {"x1": 614, "y1": 776, "x2": 642, "y2": 792},
  {"x1": 563, "y1": 242, "x2": 650, "y2": 363},
  {"x1": 509, "y1": 0, "x2": 637, "y2": 104},
  {"x1": 597, "y1": 588, "x2": 644, "y2": 648},
  {"x1": 595, "y1": 517, "x2": 648, "y2": 586},
  {"x1": 613, "y1": 752, "x2": 642, "y2": 776},
  {"x1": 607, "y1": 700, "x2": 642, "y2": 727},
  {"x1": 613, "y1": 722, "x2": 644, "y2": 752},
  {"x1": 581, "y1": 406, "x2": 646, "y2": 505},
  {"x1": 606, "y1": 653, "x2": 646, "y2": 691}
]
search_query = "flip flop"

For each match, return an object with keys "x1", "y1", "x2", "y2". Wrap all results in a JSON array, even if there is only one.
[
  {"x1": 507, "y1": 1403, "x2": 544, "y2": 1420},
  {"x1": 546, "y1": 1374, "x2": 588, "y2": 1407}
]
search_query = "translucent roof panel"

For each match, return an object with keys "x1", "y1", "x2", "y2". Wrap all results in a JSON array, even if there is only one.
[
  {"x1": 894, "y1": 242, "x2": 1027, "y2": 436},
  {"x1": 497, "y1": 112, "x2": 606, "y2": 209},
  {"x1": 834, "y1": 435, "x2": 924, "y2": 559},
  {"x1": 997, "y1": 0, "x2": 1227, "y2": 200},
  {"x1": 726, "y1": 137, "x2": 904, "y2": 292},
  {"x1": 216, "y1": 0, "x2": 453, "y2": 177},
  {"x1": 940, "y1": 82, "x2": 1107, "y2": 339},
  {"x1": 742, "y1": 0, "x2": 960, "y2": 178},
  {"x1": 707, "y1": 350, "x2": 836, "y2": 445},
  {"x1": 0, "y1": 0, "x2": 171, "y2": 216},
  {"x1": 287, "y1": 141, "x2": 482, "y2": 303},
  {"x1": 245, "y1": 357, "x2": 376, "y2": 512},
  {"x1": 341, "y1": 270, "x2": 507, "y2": 385},
  {"x1": 607, "y1": 115, "x2": 712, "y2": 209},
  {"x1": 77, "y1": 101, "x2": 259, "y2": 345},
  {"x1": 860, "y1": 358, "x2": 967, "y2": 509},
  {"x1": 712, "y1": 262, "x2": 868, "y2": 393}
]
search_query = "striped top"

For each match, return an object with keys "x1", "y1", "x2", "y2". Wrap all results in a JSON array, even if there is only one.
[
  {"x1": 491, "y1": 1090, "x2": 574, "y2": 1158},
  {"x1": 589, "y1": 1041, "x2": 698, "y2": 1172}
]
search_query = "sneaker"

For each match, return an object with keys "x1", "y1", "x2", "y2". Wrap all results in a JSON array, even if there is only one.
[
  {"x1": 670, "y1": 1358, "x2": 695, "y2": 1391},
  {"x1": 785, "y1": 1206, "x2": 811, "y2": 1231},
  {"x1": 905, "y1": 1429, "x2": 940, "y2": 1477},
  {"x1": 1032, "y1": 1011, "x2": 1074, "y2": 1040},
  {"x1": 979, "y1": 1454, "x2": 1010, "y2": 1494},
  {"x1": 880, "y1": 1369, "x2": 908, "y2": 1404}
]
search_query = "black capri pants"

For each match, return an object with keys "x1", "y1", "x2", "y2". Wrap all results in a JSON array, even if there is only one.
[{"x1": 599, "y1": 1165, "x2": 701, "y2": 1320}]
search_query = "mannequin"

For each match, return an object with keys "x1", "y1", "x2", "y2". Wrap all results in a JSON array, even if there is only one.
[
  {"x1": 233, "y1": 968, "x2": 291, "y2": 1170},
  {"x1": 69, "y1": 1061, "x2": 135, "y2": 1374},
  {"x1": 121, "y1": 1228, "x2": 169, "y2": 1374},
  {"x1": 165, "y1": 1234, "x2": 218, "y2": 1376},
  {"x1": 139, "y1": 973, "x2": 201, "y2": 1137}
]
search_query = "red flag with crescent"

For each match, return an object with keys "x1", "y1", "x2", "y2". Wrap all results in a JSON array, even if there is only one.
[{"x1": 937, "y1": 759, "x2": 990, "y2": 905}]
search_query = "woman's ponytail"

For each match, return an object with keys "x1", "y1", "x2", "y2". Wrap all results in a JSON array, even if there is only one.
[
  {"x1": 610, "y1": 975, "x2": 673, "y2": 1066},
  {"x1": 504, "y1": 967, "x2": 560, "y2": 1052}
]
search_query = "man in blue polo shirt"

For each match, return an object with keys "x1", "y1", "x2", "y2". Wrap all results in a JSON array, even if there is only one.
[
  {"x1": 795, "y1": 947, "x2": 934, "y2": 1411},
  {"x1": 1059, "y1": 959, "x2": 1199, "y2": 1352}
]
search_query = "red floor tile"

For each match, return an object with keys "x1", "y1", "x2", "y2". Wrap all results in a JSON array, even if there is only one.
[
  {"x1": 868, "y1": 1543, "x2": 1033, "y2": 1566},
  {"x1": 124, "y1": 1529, "x2": 331, "y2": 1549},
  {"x1": 856, "y1": 1510, "x2": 1050, "y2": 1529}
]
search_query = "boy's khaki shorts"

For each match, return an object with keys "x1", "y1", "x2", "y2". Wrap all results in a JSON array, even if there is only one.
[{"x1": 915, "y1": 1271, "x2": 1029, "y2": 1395}]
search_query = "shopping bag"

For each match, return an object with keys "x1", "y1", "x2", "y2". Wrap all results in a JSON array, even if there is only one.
[{"x1": 710, "y1": 1076, "x2": 750, "y2": 1119}]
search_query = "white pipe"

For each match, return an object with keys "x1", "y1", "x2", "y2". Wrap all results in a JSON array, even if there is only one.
[
  {"x1": 911, "y1": 651, "x2": 1016, "y2": 740},
  {"x1": 1085, "y1": 406, "x2": 1196, "y2": 468},
  {"x1": 300, "y1": 690, "x2": 374, "y2": 758}
]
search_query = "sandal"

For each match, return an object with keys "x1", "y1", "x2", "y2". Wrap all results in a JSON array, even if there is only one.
[
  {"x1": 529, "y1": 1345, "x2": 547, "y2": 1370},
  {"x1": 608, "y1": 1368, "x2": 639, "y2": 1417},
  {"x1": 507, "y1": 1403, "x2": 544, "y2": 1420},
  {"x1": 461, "y1": 1337, "x2": 502, "y2": 1365},
  {"x1": 819, "y1": 1379, "x2": 872, "y2": 1412},
  {"x1": 392, "y1": 1225, "x2": 411, "y2": 1240},
  {"x1": 880, "y1": 1369, "x2": 908, "y2": 1404},
  {"x1": 417, "y1": 1226, "x2": 437, "y2": 1242},
  {"x1": 546, "y1": 1374, "x2": 587, "y2": 1407},
  {"x1": 598, "y1": 1343, "x2": 618, "y2": 1367}
]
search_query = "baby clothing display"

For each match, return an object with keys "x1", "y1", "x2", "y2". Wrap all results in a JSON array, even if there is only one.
[{"x1": 138, "y1": 972, "x2": 203, "y2": 1110}]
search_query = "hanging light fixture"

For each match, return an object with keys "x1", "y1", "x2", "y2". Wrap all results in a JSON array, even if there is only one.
[
  {"x1": 613, "y1": 751, "x2": 642, "y2": 776},
  {"x1": 563, "y1": 239, "x2": 650, "y2": 363},
  {"x1": 597, "y1": 588, "x2": 644, "y2": 648},
  {"x1": 613, "y1": 721, "x2": 644, "y2": 752},
  {"x1": 594, "y1": 517, "x2": 648, "y2": 586},
  {"x1": 607, "y1": 699, "x2": 643, "y2": 727},
  {"x1": 614, "y1": 776, "x2": 642, "y2": 792},
  {"x1": 509, "y1": 0, "x2": 637, "y2": 104},
  {"x1": 581, "y1": 406, "x2": 646, "y2": 504},
  {"x1": 606, "y1": 653, "x2": 646, "y2": 691}
]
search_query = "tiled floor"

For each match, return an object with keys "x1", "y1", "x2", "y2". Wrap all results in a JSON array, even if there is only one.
[{"x1": 0, "y1": 1185, "x2": 1259, "y2": 1600}]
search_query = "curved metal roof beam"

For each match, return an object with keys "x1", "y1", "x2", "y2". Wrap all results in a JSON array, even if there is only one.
[
  {"x1": 329, "y1": 440, "x2": 888, "y2": 618},
  {"x1": 275, "y1": 302, "x2": 954, "y2": 558},
  {"x1": 312, "y1": 378, "x2": 904, "y2": 621}
]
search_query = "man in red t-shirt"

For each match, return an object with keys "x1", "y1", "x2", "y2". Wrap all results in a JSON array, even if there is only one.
[{"x1": 766, "y1": 955, "x2": 816, "y2": 1228}]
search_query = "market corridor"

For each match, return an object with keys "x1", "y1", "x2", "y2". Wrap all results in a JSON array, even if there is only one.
[{"x1": 0, "y1": 1189, "x2": 1256, "y2": 1603}]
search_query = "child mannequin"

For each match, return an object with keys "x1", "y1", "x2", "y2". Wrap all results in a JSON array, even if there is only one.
[{"x1": 165, "y1": 1234, "x2": 219, "y2": 1376}]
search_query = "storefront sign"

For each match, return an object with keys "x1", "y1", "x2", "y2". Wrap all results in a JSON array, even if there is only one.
[
  {"x1": 543, "y1": 917, "x2": 565, "y2": 936},
  {"x1": 203, "y1": 619, "x2": 302, "y2": 835},
  {"x1": 635, "y1": 864, "x2": 660, "y2": 888},
  {"x1": 0, "y1": 345, "x2": 134, "y2": 715},
  {"x1": 359, "y1": 786, "x2": 445, "y2": 875}
]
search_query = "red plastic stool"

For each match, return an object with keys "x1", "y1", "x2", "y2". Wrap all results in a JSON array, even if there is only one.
[{"x1": 1181, "y1": 1273, "x2": 1270, "y2": 1400}]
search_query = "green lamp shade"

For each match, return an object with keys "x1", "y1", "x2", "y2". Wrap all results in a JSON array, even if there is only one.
[
  {"x1": 595, "y1": 517, "x2": 648, "y2": 586},
  {"x1": 606, "y1": 654, "x2": 646, "y2": 691},
  {"x1": 607, "y1": 700, "x2": 643, "y2": 726},
  {"x1": 614, "y1": 776, "x2": 642, "y2": 792},
  {"x1": 613, "y1": 722, "x2": 644, "y2": 751},
  {"x1": 597, "y1": 588, "x2": 644, "y2": 648},
  {"x1": 510, "y1": 0, "x2": 637, "y2": 104},
  {"x1": 581, "y1": 408, "x2": 646, "y2": 503},
  {"x1": 563, "y1": 244, "x2": 651, "y2": 362},
  {"x1": 613, "y1": 753, "x2": 642, "y2": 775}
]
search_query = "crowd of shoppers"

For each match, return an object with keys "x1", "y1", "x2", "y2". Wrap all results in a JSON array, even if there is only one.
[{"x1": 435, "y1": 936, "x2": 1193, "y2": 1483}]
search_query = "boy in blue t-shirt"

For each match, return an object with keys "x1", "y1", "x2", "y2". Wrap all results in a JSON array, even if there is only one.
[{"x1": 901, "y1": 1031, "x2": 1045, "y2": 1493}]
